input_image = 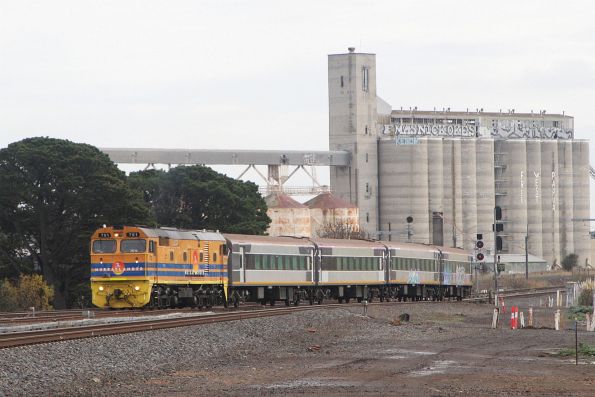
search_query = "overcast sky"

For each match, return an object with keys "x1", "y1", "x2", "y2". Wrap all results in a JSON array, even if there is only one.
[{"x1": 1, "y1": 1, "x2": 594, "y2": 215}]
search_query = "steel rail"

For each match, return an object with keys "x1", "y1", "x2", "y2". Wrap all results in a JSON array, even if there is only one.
[{"x1": 0, "y1": 305, "x2": 340, "y2": 349}]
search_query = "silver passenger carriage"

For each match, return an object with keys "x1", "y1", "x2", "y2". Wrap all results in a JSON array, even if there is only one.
[
  {"x1": 224, "y1": 234, "x2": 315, "y2": 305},
  {"x1": 313, "y1": 237, "x2": 386, "y2": 303}
]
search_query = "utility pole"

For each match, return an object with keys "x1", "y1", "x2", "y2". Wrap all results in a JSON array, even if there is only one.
[
  {"x1": 493, "y1": 207, "x2": 498, "y2": 293},
  {"x1": 525, "y1": 223, "x2": 529, "y2": 280},
  {"x1": 492, "y1": 206, "x2": 503, "y2": 293}
]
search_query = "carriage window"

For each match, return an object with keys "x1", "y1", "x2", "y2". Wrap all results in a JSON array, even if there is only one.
[
  {"x1": 254, "y1": 255, "x2": 261, "y2": 270},
  {"x1": 121, "y1": 239, "x2": 147, "y2": 253},
  {"x1": 92, "y1": 240, "x2": 116, "y2": 253}
]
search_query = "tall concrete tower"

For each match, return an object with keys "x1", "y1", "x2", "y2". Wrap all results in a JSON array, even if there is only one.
[{"x1": 328, "y1": 48, "x2": 378, "y2": 235}]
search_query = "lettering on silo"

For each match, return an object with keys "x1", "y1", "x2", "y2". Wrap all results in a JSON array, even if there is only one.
[
  {"x1": 520, "y1": 171, "x2": 525, "y2": 204},
  {"x1": 534, "y1": 171, "x2": 540, "y2": 202},
  {"x1": 551, "y1": 171, "x2": 556, "y2": 212}
]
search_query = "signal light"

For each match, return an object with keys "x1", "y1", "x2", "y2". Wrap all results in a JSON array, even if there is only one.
[{"x1": 475, "y1": 233, "x2": 485, "y2": 262}]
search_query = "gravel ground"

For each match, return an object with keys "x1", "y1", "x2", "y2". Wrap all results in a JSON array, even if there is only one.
[{"x1": 1, "y1": 300, "x2": 594, "y2": 396}]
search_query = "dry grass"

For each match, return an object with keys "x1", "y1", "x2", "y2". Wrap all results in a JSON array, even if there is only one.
[{"x1": 475, "y1": 271, "x2": 582, "y2": 291}]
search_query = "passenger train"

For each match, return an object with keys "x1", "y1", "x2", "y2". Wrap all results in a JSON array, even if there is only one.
[{"x1": 90, "y1": 226, "x2": 472, "y2": 309}]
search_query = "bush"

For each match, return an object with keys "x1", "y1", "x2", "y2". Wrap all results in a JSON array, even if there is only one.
[
  {"x1": 562, "y1": 253, "x2": 578, "y2": 271},
  {"x1": 0, "y1": 274, "x2": 54, "y2": 311},
  {"x1": 17, "y1": 274, "x2": 54, "y2": 310},
  {"x1": 0, "y1": 279, "x2": 18, "y2": 311},
  {"x1": 578, "y1": 287, "x2": 594, "y2": 307}
]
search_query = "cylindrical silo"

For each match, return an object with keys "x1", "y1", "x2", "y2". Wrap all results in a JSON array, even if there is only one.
[
  {"x1": 503, "y1": 140, "x2": 528, "y2": 257},
  {"x1": 460, "y1": 139, "x2": 478, "y2": 251},
  {"x1": 265, "y1": 193, "x2": 312, "y2": 237},
  {"x1": 525, "y1": 140, "x2": 544, "y2": 261},
  {"x1": 304, "y1": 192, "x2": 359, "y2": 238},
  {"x1": 427, "y1": 138, "x2": 445, "y2": 245},
  {"x1": 557, "y1": 141, "x2": 574, "y2": 259},
  {"x1": 540, "y1": 140, "x2": 560, "y2": 267},
  {"x1": 572, "y1": 140, "x2": 590, "y2": 267},
  {"x1": 475, "y1": 139, "x2": 495, "y2": 254},
  {"x1": 378, "y1": 139, "x2": 429, "y2": 244},
  {"x1": 442, "y1": 139, "x2": 455, "y2": 247}
]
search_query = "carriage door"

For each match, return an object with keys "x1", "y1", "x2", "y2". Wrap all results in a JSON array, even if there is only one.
[
  {"x1": 148, "y1": 240, "x2": 157, "y2": 282},
  {"x1": 313, "y1": 248, "x2": 321, "y2": 286},
  {"x1": 230, "y1": 246, "x2": 245, "y2": 284},
  {"x1": 437, "y1": 250, "x2": 444, "y2": 285},
  {"x1": 383, "y1": 249, "x2": 390, "y2": 284}
]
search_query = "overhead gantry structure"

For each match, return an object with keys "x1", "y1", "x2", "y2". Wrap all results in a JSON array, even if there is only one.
[{"x1": 101, "y1": 148, "x2": 351, "y2": 196}]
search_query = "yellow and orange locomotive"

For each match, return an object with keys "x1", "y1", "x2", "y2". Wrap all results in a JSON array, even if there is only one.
[{"x1": 90, "y1": 226, "x2": 228, "y2": 309}]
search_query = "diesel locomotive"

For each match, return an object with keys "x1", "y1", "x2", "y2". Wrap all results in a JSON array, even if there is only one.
[{"x1": 91, "y1": 225, "x2": 472, "y2": 309}]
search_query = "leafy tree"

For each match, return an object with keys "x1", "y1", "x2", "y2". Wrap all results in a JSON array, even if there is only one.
[
  {"x1": 0, "y1": 137, "x2": 151, "y2": 308},
  {"x1": 129, "y1": 165, "x2": 270, "y2": 234},
  {"x1": 562, "y1": 253, "x2": 579, "y2": 271}
]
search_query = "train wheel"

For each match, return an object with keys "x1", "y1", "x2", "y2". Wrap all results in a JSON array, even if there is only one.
[
  {"x1": 171, "y1": 295, "x2": 179, "y2": 308},
  {"x1": 284, "y1": 299, "x2": 290, "y2": 306},
  {"x1": 269, "y1": 299, "x2": 276, "y2": 306},
  {"x1": 338, "y1": 297, "x2": 343, "y2": 304},
  {"x1": 345, "y1": 298, "x2": 350, "y2": 304}
]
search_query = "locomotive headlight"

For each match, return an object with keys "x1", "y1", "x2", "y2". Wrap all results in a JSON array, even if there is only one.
[
  {"x1": 134, "y1": 285, "x2": 140, "y2": 291},
  {"x1": 98, "y1": 286, "x2": 104, "y2": 291}
]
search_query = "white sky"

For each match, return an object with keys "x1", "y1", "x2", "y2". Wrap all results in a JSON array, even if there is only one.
[{"x1": 1, "y1": 0, "x2": 594, "y2": 216}]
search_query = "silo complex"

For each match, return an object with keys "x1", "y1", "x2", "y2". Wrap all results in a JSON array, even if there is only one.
[{"x1": 329, "y1": 48, "x2": 590, "y2": 267}]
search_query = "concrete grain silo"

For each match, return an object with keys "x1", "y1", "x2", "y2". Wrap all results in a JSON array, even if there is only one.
[
  {"x1": 328, "y1": 48, "x2": 590, "y2": 268},
  {"x1": 304, "y1": 193, "x2": 359, "y2": 238},
  {"x1": 265, "y1": 193, "x2": 311, "y2": 238}
]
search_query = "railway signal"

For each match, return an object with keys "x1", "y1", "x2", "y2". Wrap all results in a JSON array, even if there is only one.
[{"x1": 475, "y1": 234, "x2": 485, "y2": 262}]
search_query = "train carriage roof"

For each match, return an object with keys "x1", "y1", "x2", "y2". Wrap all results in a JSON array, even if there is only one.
[
  {"x1": 223, "y1": 234, "x2": 315, "y2": 247},
  {"x1": 138, "y1": 227, "x2": 225, "y2": 241},
  {"x1": 311, "y1": 237, "x2": 386, "y2": 249}
]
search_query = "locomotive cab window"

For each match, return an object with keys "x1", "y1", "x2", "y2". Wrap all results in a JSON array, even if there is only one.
[
  {"x1": 92, "y1": 240, "x2": 116, "y2": 253},
  {"x1": 121, "y1": 239, "x2": 147, "y2": 253}
]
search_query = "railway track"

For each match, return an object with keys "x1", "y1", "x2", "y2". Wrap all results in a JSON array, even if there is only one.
[
  {"x1": 467, "y1": 285, "x2": 567, "y2": 302},
  {"x1": 0, "y1": 304, "x2": 341, "y2": 349},
  {"x1": 0, "y1": 299, "x2": 449, "y2": 349}
]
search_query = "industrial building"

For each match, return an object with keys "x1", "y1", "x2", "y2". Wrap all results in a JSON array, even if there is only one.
[{"x1": 329, "y1": 48, "x2": 590, "y2": 267}]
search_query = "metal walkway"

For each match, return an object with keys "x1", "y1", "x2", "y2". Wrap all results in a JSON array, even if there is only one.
[{"x1": 101, "y1": 148, "x2": 351, "y2": 196}]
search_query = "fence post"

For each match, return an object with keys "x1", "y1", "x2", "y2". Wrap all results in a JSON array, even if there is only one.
[
  {"x1": 519, "y1": 311, "x2": 525, "y2": 328},
  {"x1": 528, "y1": 307, "x2": 533, "y2": 327},
  {"x1": 554, "y1": 309, "x2": 560, "y2": 331},
  {"x1": 492, "y1": 308, "x2": 499, "y2": 329}
]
